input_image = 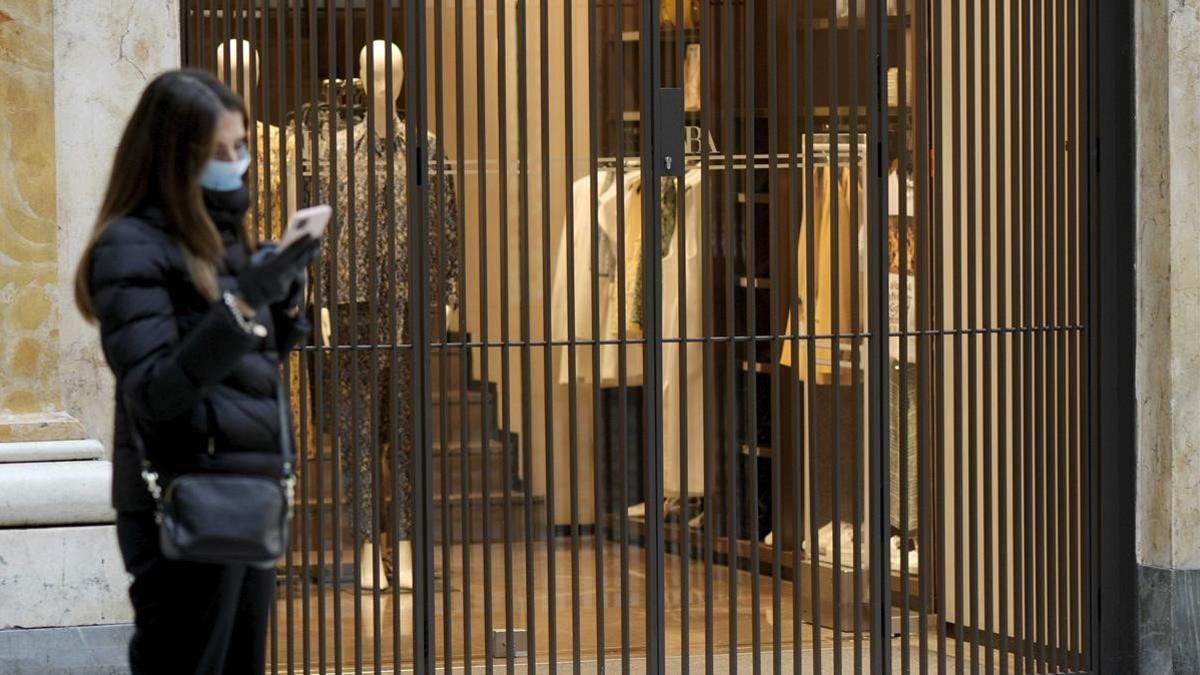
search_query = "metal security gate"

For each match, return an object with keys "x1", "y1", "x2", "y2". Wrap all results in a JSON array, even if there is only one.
[{"x1": 181, "y1": 1, "x2": 1101, "y2": 672}]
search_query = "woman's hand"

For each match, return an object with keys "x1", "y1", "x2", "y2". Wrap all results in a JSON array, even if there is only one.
[{"x1": 237, "y1": 237, "x2": 320, "y2": 308}]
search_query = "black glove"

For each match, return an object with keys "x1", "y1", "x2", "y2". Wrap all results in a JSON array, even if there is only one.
[
  {"x1": 250, "y1": 243, "x2": 308, "y2": 312},
  {"x1": 237, "y1": 236, "x2": 321, "y2": 308}
]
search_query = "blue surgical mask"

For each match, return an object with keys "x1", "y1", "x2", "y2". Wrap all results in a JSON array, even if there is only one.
[{"x1": 199, "y1": 147, "x2": 251, "y2": 192}]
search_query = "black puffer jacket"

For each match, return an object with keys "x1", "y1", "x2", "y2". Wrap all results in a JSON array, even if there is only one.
[{"x1": 90, "y1": 203, "x2": 309, "y2": 512}]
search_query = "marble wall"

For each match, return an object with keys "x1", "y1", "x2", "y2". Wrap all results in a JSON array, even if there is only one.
[
  {"x1": 0, "y1": 0, "x2": 179, "y2": 447},
  {"x1": 0, "y1": 1, "x2": 63, "y2": 430},
  {"x1": 1137, "y1": 0, "x2": 1200, "y2": 671},
  {"x1": 1137, "y1": 0, "x2": 1200, "y2": 572},
  {"x1": 52, "y1": 0, "x2": 181, "y2": 451}
]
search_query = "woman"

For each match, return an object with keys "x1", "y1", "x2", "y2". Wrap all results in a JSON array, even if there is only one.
[{"x1": 75, "y1": 70, "x2": 320, "y2": 674}]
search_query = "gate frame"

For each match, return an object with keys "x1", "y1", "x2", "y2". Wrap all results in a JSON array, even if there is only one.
[
  {"x1": 1089, "y1": 0, "x2": 1138, "y2": 673},
  {"x1": 173, "y1": 0, "x2": 1139, "y2": 671}
]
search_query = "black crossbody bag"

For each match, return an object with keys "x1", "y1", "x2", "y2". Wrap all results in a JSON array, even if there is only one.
[{"x1": 126, "y1": 386, "x2": 295, "y2": 568}]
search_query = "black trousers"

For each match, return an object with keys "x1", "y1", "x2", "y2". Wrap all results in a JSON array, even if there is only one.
[{"x1": 116, "y1": 511, "x2": 275, "y2": 675}]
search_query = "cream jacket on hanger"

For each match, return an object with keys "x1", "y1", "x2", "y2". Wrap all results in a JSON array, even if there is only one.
[
  {"x1": 662, "y1": 167, "x2": 706, "y2": 496},
  {"x1": 551, "y1": 170, "x2": 644, "y2": 387}
]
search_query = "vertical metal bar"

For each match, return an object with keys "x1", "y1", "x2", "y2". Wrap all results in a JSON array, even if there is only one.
[
  {"x1": 1055, "y1": 0, "x2": 1072, "y2": 668},
  {"x1": 980, "y1": 2, "x2": 998, "y2": 671},
  {"x1": 288, "y1": 1, "x2": 312, "y2": 653},
  {"x1": 537, "y1": 0, "x2": 559, "y2": 662},
  {"x1": 341, "y1": 0, "x2": 365, "y2": 664},
  {"x1": 698, "y1": 0, "x2": 717, "y2": 670},
  {"x1": 1083, "y1": 0, "x2": 1100, "y2": 665},
  {"x1": 765, "y1": 0, "x2": 784, "y2": 669},
  {"x1": 1048, "y1": 1, "x2": 1063, "y2": 668},
  {"x1": 801, "y1": 0, "x2": 822, "y2": 670},
  {"x1": 930, "y1": 2, "x2": 948, "y2": 670},
  {"x1": 827, "y1": 1, "x2": 846, "y2": 671},
  {"x1": 965, "y1": 2, "x2": 981, "y2": 671},
  {"x1": 319, "y1": 0, "x2": 345, "y2": 668},
  {"x1": 381, "y1": 2, "x2": 404, "y2": 672},
  {"x1": 644, "y1": 0, "x2": 667, "y2": 670},
  {"x1": 363, "y1": 4, "x2": 388, "y2": 670},
  {"x1": 494, "y1": 0, "x2": 519, "y2": 668},
  {"x1": 848, "y1": 3, "x2": 865, "y2": 672},
  {"x1": 784, "y1": 0, "x2": 804, "y2": 670},
  {"x1": 537, "y1": 0, "x2": 559, "y2": 669},
  {"x1": 913, "y1": 0, "x2": 932, "y2": 671},
  {"x1": 619, "y1": 0, "x2": 638, "y2": 667},
  {"x1": 1011, "y1": 1, "x2": 1028, "y2": 670},
  {"x1": 743, "y1": 0, "x2": 763, "y2": 670},
  {"x1": 994, "y1": 2, "x2": 1011, "y2": 670},
  {"x1": 410, "y1": 0, "x2": 438, "y2": 664},
  {"x1": 897, "y1": 0, "x2": 913, "y2": 670},
  {"x1": 271, "y1": 593, "x2": 279, "y2": 673},
  {"x1": 431, "y1": 0, "x2": 455, "y2": 667},
  {"x1": 586, "y1": 0, "x2": 607, "y2": 665},
  {"x1": 451, "y1": 0, "x2": 473, "y2": 667},
  {"x1": 721, "y1": 0, "x2": 739, "y2": 668},
  {"x1": 537, "y1": 0, "x2": 559, "y2": 653},
  {"x1": 1070, "y1": 0, "x2": 1089, "y2": 662},
  {"x1": 197, "y1": 0, "x2": 205, "y2": 67},
  {"x1": 221, "y1": 0, "x2": 231, "y2": 82},
  {"x1": 561, "y1": 1, "x2": 583, "y2": 669},
  {"x1": 296, "y1": 0, "x2": 326, "y2": 670},
  {"x1": 1033, "y1": 0, "x2": 1048, "y2": 668},
  {"x1": 949, "y1": 1, "x2": 966, "y2": 670},
  {"x1": 474, "y1": 0, "x2": 497, "y2": 668},
  {"x1": 1021, "y1": 0, "x2": 1037, "y2": 667},
  {"x1": 514, "y1": 0, "x2": 540, "y2": 668},
  {"x1": 868, "y1": 0, "x2": 893, "y2": 671},
  {"x1": 672, "y1": 0, "x2": 693, "y2": 670}
]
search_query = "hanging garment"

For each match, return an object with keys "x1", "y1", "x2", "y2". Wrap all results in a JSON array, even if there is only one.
[
  {"x1": 308, "y1": 115, "x2": 460, "y2": 543},
  {"x1": 598, "y1": 170, "x2": 646, "y2": 387},
  {"x1": 250, "y1": 121, "x2": 294, "y2": 241},
  {"x1": 551, "y1": 170, "x2": 639, "y2": 387},
  {"x1": 661, "y1": 167, "x2": 706, "y2": 496},
  {"x1": 889, "y1": 359, "x2": 919, "y2": 533},
  {"x1": 552, "y1": 168, "x2": 706, "y2": 496},
  {"x1": 887, "y1": 168, "x2": 918, "y2": 363},
  {"x1": 780, "y1": 166, "x2": 866, "y2": 384}
]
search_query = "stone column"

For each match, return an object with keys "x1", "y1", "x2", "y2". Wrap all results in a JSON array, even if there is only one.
[
  {"x1": 1137, "y1": 1, "x2": 1200, "y2": 672},
  {"x1": 0, "y1": 0, "x2": 179, "y2": 668}
]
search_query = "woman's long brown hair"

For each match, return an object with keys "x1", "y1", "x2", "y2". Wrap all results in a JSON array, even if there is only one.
[{"x1": 75, "y1": 69, "x2": 248, "y2": 321}]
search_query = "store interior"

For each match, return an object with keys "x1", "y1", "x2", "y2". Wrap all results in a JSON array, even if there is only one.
[{"x1": 183, "y1": 1, "x2": 1088, "y2": 672}]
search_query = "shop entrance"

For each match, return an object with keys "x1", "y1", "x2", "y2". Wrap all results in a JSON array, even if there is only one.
[{"x1": 182, "y1": 1, "x2": 1097, "y2": 672}]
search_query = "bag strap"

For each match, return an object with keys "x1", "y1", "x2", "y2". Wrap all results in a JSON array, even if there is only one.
[{"x1": 127, "y1": 378, "x2": 296, "y2": 503}]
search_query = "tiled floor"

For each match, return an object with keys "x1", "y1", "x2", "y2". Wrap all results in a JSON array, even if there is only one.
[
  {"x1": 272, "y1": 538, "x2": 813, "y2": 671},
  {"x1": 270, "y1": 538, "x2": 995, "y2": 673}
]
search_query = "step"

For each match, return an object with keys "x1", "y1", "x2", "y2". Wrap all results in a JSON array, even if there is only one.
[
  {"x1": 430, "y1": 389, "x2": 499, "y2": 443},
  {"x1": 429, "y1": 344, "x2": 471, "y2": 391},
  {"x1": 385, "y1": 491, "x2": 547, "y2": 545},
  {"x1": 431, "y1": 436, "x2": 520, "y2": 494},
  {"x1": 294, "y1": 485, "x2": 540, "y2": 546}
]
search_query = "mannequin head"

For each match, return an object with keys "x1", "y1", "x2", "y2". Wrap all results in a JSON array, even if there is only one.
[
  {"x1": 358, "y1": 40, "x2": 404, "y2": 101},
  {"x1": 215, "y1": 39, "x2": 259, "y2": 113}
]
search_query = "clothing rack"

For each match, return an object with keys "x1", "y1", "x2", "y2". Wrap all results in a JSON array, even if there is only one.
[{"x1": 595, "y1": 134, "x2": 868, "y2": 170}]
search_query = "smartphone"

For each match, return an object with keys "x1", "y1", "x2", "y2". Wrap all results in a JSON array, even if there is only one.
[{"x1": 279, "y1": 204, "x2": 332, "y2": 250}]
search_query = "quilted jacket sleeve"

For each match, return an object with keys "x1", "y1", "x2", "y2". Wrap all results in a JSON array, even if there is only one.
[{"x1": 89, "y1": 219, "x2": 260, "y2": 423}]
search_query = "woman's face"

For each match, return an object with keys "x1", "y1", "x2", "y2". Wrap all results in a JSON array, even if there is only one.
[{"x1": 211, "y1": 110, "x2": 247, "y2": 162}]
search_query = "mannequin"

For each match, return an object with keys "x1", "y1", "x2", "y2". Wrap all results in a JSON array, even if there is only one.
[
  {"x1": 318, "y1": 41, "x2": 459, "y2": 591},
  {"x1": 215, "y1": 39, "x2": 298, "y2": 238}
]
